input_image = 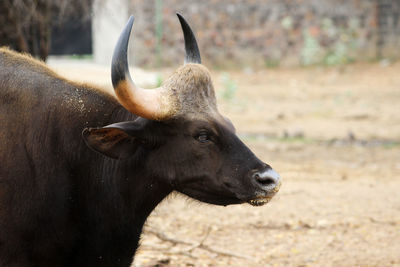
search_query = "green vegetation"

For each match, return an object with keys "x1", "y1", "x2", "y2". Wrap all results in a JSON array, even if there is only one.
[
  {"x1": 239, "y1": 133, "x2": 400, "y2": 149},
  {"x1": 66, "y1": 54, "x2": 93, "y2": 60},
  {"x1": 301, "y1": 18, "x2": 360, "y2": 66},
  {"x1": 240, "y1": 133, "x2": 316, "y2": 145},
  {"x1": 301, "y1": 29, "x2": 323, "y2": 66},
  {"x1": 264, "y1": 59, "x2": 280, "y2": 68},
  {"x1": 219, "y1": 72, "x2": 238, "y2": 101},
  {"x1": 155, "y1": 74, "x2": 163, "y2": 87}
]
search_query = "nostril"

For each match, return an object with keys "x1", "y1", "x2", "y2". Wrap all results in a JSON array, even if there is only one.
[
  {"x1": 252, "y1": 168, "x2": 280, "y2": 188},
  {"x1": 254, "y1": 173, "x2": 276, "y2": 186}
]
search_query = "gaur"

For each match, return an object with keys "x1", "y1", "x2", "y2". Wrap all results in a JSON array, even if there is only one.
[{"x1": 0, "y1": 14, "x2": 281, "y2": 266}]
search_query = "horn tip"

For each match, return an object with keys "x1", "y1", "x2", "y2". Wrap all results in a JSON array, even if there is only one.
[
  {"x1": 176, "y1": 12, "x2": 201, "y2": 64},
  {"x1": 111, "y1": 15, "x2": 135, "y2": 88},
  {"x1": 176, "y1": 12, "x2": 186, "y2": 24},
  {"x1": 127, "y1": 15, "x2": 135, "y2": 27}
]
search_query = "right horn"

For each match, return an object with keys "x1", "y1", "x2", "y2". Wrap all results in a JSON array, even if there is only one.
[
  {"x1": 111, "y1": 16, "x2": 173, "y2": 120},
  {"x1": 177, "y1": 13, "x2": 201, "y2": 64}
]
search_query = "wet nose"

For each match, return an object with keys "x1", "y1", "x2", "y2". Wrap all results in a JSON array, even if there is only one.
[{"x1": 252, "y1": 168, "x2": 281, "y2": 190}]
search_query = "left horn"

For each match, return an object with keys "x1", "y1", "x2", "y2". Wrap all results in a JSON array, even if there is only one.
[
  {"x1": 177, "y1": 13, "x2": 201, "y2": 64},
  {"x1": 111, "y1": 16, "x2": 172, "y2": 120}
]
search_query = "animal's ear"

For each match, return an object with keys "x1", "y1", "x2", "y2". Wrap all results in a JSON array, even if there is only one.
[{"x1": 82, "y1": 120, "x2": 147, "y2": 159}]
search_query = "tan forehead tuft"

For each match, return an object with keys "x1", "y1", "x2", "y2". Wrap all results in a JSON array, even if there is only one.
[
  {"x1": 166, "y1": 63, "x2": 212, "y2": 88},
  {"x1": 177, "y1": 63, "x2": 212, "y2": 80},
  {"x1": 163, "y1": 63, "x2": 217, "y2": 117}
]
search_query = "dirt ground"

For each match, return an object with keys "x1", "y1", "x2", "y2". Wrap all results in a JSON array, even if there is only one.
[{"x1": 50, "y1": 60, "x2": 400, "y2": 266}]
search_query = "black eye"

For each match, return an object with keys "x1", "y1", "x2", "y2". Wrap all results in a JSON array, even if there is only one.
[{"x1": 196, "y1": 132, "x2": 210, "y2": 143}]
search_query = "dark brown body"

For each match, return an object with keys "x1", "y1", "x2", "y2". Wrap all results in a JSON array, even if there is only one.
[
  {"x1": 0, "y1": 17, "x2": 280, "y2": 265},
  {"x1": 0, "y1": 48, "x2": 171, "y2": 266}
]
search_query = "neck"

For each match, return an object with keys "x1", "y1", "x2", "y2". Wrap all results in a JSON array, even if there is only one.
[
  {"x1": 72, "y1": 144, "x2": 172, "y2": 264},
  {"x1": 72, "y1": 104, "x2": 173, "y2": 263},
  {"x1": 106, "y1": 106, "x2": 173, "y2": 215}
]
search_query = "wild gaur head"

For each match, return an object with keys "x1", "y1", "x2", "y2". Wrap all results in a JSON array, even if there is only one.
[{"x1": 83, "y1": 14, "x2": 281, "y2": 207}]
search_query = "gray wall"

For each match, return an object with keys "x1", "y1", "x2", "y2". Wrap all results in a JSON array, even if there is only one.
[{"x1": 93, "y1": 0, "x2": 129, "y2": 65}]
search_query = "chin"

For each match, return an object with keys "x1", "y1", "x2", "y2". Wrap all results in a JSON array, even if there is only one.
[{"x1": 182, "y1": 190, "x2": 244, "y2": 206}]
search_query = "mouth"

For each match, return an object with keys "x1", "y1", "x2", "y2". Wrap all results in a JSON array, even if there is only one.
[
  {"x1": 247, "y1": 196, "x2": 273, "y2": 206},
  {"x1": 247, "y1": 181, "x2": 281, "y2": 207}
]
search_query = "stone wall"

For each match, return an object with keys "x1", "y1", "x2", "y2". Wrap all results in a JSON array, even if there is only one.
[
  {"x1": 377, "y1": 0, "x2": 400, "y2": 59},
  {"x1": 123, "y1": 0, "x2": 399, "y2": 67}
]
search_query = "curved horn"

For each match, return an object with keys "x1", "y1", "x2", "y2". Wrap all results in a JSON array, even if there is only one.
[
  {"x1": 111, "y1": 16, "x2": 171, "y2": 120},
  {"x1": 177, "y1": 13, "x2": 201, "y2": 64}
]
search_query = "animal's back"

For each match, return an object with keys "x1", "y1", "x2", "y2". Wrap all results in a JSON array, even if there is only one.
[
  {"x1": 0, "y1": 47, "x2": 106, "y2": 181},
  {"x1": 0, "y1": 47, "x2": 117, "y2": 170},
  {"x1": 0, "y1": 48, "x2": 120, "y2": 266},
  {"x1": 0, "y1": 47, "x2": 71, "y2": 189}
]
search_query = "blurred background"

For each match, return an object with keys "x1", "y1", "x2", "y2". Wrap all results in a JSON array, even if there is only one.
[
  {"x1": 1, "y1": 0, "x2": 400, "y2": 266},
  {"x1": 1, "y1": 0, "x2": 400, "y2": 67}
]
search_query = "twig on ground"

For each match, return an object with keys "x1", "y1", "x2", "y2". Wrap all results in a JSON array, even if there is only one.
[
  {"x1": 139, "y1": 245, "x2": 197, "y2": 259},
  {"x1": 145, "y1": 227, "x2": 192, "y2": 246},
  {"x1": 144, "y1": 226, "x2": 256, "y2": 262},
  {"x1": 183, "y1": 226, "x2": 211, "y2": 253}
]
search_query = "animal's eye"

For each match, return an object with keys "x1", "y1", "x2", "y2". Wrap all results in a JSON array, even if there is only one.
[{"x1": 196, "y1": 132, "x2": 210, "y2": 143}]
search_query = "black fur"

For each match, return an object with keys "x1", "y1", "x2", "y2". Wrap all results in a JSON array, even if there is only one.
[{"x1": 0, "y1": 47, "x2": 275, "y2": 266}]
